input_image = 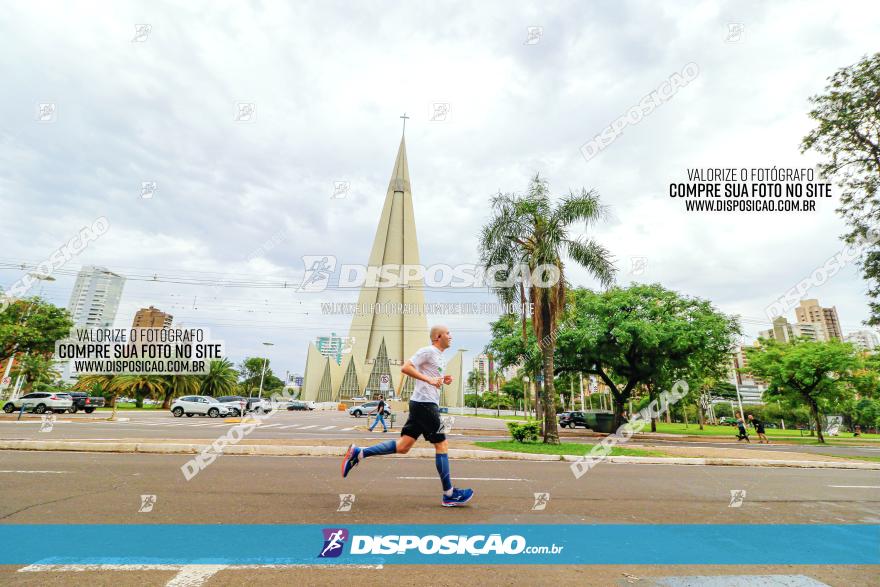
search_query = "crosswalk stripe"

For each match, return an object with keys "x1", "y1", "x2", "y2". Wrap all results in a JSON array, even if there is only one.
[
  {"x1": 299, "y1": 425, "x2": 318, "y2": 429},
  {"x1": 280, "y1": 425, "x2": 300, "y2": 429},
  {"x1": 319, "y1": 426, "x2": 336, "y2": 430},
  {"x1": 259, "y1": 424, "x2": 282, "y2": 429}
]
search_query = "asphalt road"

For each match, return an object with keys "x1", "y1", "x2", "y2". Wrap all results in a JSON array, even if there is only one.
[
  {"x1": 1, "y1": 451, "x2": 878, "y2": 585},
  {"x1": 2, "y1": 410, "x2": 878, "y2": 458}
]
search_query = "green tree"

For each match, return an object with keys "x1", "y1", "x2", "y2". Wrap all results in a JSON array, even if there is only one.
[
  {"x1": 200, "y1": 358, "x2": 238, "y2": 397},
  {"x1": 238, "y1": 357, "x2": 283, "y2": 395},
  {"x1": 743, "y1": 338, "x2": 862, "y2": 443},
  {"x1": 9, "y1": 353, "x2": 60, "y2": 392},
  {"x1": 801, "y1": 53, "x2": 880, "y2": 324},
  {"x1": 556, "y1": 284, "x2": 741, "y2": 428},
  {"x1": 466, "y1": 368, "x2": 486, "y2": 393},
  {"x1": 0, "y1": 297, "x2": 73, "y2": 361},
  {"x1": 480, "y1": 175, "x2": 616, "y2": 444},
  {"x1": 485, "y1": 314, "x2": 543, "y2": 417}
]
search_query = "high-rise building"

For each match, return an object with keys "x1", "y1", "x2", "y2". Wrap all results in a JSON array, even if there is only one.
[
  {"x1": 758, "y1": 317, "x2": 827, "y2": 343},
  {"x1": 67, "y1": 266, "x2": 125, "y2": 328},
  {"x1": 844, "y1": 330, "x2": 880, "y2": 351},
  {"x1": 316, "y1": 332, "x2": 345, "y2": 365},
  {"x1": 472, "y1": 354, "x2": 490, "y2": 393},
  {"x1": 727, "y1": 345, "x2": 766, "y2": 404},
  {"x1": 795, "y1": 299, "x2": 842, "y2": 340},
  {"x1": 132, "y1": 306, "x2": 173, "y2": 329}
]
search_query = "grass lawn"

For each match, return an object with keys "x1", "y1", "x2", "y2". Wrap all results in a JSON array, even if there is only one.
[
  {"x1": 474, "y1": 440, "x2": 669, "y2": 458},
  {"x1": 466, "y1": 414, "x2": 537, "y2": 422},
  {"x1": 96, "y1": 403, "x2": 161, "y2": 410},
  {"x1": 651, "y1": 422, "x2": 880, "y2": 442}
]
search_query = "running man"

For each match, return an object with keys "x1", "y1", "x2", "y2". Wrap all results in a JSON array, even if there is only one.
[
  {"x1": 341, "y1": 325, "x2": 474, "y2": 507},
  {"x1": 368, "y1": 395, "x2": 388, "y2": 432},
  {"x1": 748, "y1": 414, "x2": 769, "y2": 444}
]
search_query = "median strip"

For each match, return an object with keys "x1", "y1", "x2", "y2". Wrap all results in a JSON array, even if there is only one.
[{"x1": 1, "y1": 439, "x2": 879, "y2": 469}]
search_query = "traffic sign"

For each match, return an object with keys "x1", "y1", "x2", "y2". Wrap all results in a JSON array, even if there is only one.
[{"x1": 379, "y1": 374, "x2": 390, "y2": 391}]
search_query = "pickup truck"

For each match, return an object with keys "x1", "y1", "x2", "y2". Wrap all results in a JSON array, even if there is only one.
[{"x1": 65, "y1": 391, "x2": 105, "y2": 414}]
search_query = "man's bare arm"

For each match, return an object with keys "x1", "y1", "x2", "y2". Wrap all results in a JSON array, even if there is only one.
[{"x1": 401, "y1": 360, "x2": 443, "y2": 388}]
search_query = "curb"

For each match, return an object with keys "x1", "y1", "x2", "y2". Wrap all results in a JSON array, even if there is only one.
[{"x1": 1, "y1": 440, "x2": 878, "y2": 469}]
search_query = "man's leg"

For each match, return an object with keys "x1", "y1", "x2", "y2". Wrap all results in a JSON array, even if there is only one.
[
  {"x1": 342, "y1": 434, "x2": 416, "y2": 478},
  {"x1": 379, "y1": 413, "x2": 388, "y2": 432},
  {"x1": 433, "y1": 440, "x2": 453, "y2": 496}
]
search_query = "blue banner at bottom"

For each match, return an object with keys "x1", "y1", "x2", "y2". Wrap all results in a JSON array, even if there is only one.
[{"x1": 1, "y1": 524, "x2": 876, "y2": 565}]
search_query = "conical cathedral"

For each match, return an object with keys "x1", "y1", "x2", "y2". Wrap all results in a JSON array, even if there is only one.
[{"x1": 301, "y1": 135, "x2": 464, "y2": 406}]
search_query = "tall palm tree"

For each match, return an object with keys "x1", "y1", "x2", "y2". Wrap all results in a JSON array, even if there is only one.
[
  {"x1": 162, "y1": 374, "x2": 201, "y2": 409},
  {"x1": 110, "y1": 374, "x2": 166, "y2": 409},
  {"x1": 480, "y1": 175, "x2": 616, "y2": 444},
  {"x1": 199, "y1": 359, "x2": 238, "y2": 397}
]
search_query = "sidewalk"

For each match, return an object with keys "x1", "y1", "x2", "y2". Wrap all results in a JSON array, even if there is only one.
[{"x1": 1, "y1": 438, "x2": 878, "y2": 470}]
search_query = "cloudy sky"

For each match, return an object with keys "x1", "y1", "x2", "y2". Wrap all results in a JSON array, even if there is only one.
[{"x1": 2, "y1": 0, "x2": 878, "y2": 378}]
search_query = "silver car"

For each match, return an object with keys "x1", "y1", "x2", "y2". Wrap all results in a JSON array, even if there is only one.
[
  {"x1": 3, "y1": 392, "x2": 74, "y2": 414},
  {"x1": 170, "y1": 396, "x2": 232, "y2": 418}
]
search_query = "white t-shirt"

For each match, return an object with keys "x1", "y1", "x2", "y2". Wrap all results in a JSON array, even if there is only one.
[{"x1": 409, "y1": 345, "x2": 446, "y2": 404}]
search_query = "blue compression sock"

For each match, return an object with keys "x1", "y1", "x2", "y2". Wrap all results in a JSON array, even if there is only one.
[
  {"x1": 362, "y1": 440, "x2": 397, "y2": 458},
  {"x1": 435, "y1": 453, "x2": 452, "y2": 492}
]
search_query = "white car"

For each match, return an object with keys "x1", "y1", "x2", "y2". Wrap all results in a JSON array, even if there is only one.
[
  {"x1": 170, "y1": 395, "x2": 232, "y2": 418},
  {"x1": 3, "y1": 392, "x2": 74, "y2": 414}
]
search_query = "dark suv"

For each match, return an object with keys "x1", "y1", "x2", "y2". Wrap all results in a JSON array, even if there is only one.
[{"x1": 558, "y1": 411, "x2": 588, "y2": 429}]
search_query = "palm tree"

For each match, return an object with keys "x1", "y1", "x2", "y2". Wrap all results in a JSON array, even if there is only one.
[
  {"x1": 110, "y1": 374, "x2": 166, "y2": 409},
  {"x1": 75, "y1": 374, "x2": 118, "y2": 419},
  {"x1": 480, "y1": 175, "x2": 616, "y2": 444},
  {"x1": 162, "y1": 374, "x2": 200, "y2": 409},
  {"x1": 200, "y1": 359, "x2": 238, "y2": 397}
]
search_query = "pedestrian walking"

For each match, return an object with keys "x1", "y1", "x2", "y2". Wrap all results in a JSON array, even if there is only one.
[{"x1": 368, "y1": 395, "x2": 388, "y2": 432}]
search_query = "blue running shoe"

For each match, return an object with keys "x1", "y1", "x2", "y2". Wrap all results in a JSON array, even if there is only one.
[
  {"x1": 442, "y1": 487, "x2": 474, "y2": 507},
  {"x1": 341, "y1": 444, "x2": 361, "y2": 478}
]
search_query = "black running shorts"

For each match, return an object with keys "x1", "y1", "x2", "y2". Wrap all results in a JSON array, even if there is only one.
[{"x1": 401, "y1": 400, "x2": 446, "y2": 443}]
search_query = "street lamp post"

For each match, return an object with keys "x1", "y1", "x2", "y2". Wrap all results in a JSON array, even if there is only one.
[{"x1": 257, "y1": 342, "x2": 274, "y2": 399}]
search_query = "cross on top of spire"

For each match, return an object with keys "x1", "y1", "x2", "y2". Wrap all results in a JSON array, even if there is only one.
[{"x1": 400, "y1": 112, "x2": 409, "y2": 136}]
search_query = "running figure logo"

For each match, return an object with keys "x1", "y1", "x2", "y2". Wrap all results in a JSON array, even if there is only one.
[
  {"x1": 138, "y1": 494, "x2": 157, "y2": 513},
  {"x1": 318, "y1": 528, "x2": 349, "y2": 558},
  {"x1": 298, "y1": 255, "x2": 337, "y2": 292},
  {"x1": 532, "y1": 492, "x2": 550, "y2": 511},
  {"x1": 728, "y1": 489, "x2": 746, "y2": 508},
  {"x1": 337, "y1": 494, "x2": 355, "y2": 512}
]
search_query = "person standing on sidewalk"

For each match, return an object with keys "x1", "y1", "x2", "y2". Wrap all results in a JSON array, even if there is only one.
[
  {"x1": 341, "y1": 325, "x2": 474, "y2": 507},
  {"x1": 368, "y1": 395, "x2": 388, "y2": 433}
]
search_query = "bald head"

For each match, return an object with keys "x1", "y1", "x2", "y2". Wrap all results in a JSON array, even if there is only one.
[{"x1": 430, "y1": 324, "x2": 452, "y2": 350}]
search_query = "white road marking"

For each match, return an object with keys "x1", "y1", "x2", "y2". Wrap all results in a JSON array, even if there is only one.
[
  {"x1": 17, "y1": 563, "x2": 383, "y2": 586},
  {"x1": 829, "y1": 485, "x2": 880, "y2": 489},
  {"x1": 342, "y1": 427, "x2": 355, "y2": 431},
  {"x1": 299, "y1": 425, "x2": 318, "y2": 429},
  {"x1": 0, "y1": 470, "x2": 68, "y2": 474},
  {"x1": 165, "y1": 565, "x2": 227, "y2": 587},
  {"x1": 280, "y1": 425, "x2": 300, "y2": 429},
  {"x1": 398, "y1": 476, "x2": 526, "y2": 481},
  {"x1": 319, "y1": 426, "x2": 336, "y2": 430},
  {"x1": 259, "y1": 424, "x2": 282, "y2": 429}
]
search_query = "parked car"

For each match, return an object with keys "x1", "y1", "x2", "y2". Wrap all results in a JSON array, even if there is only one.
[
  {"x1": 65, "y1": 391, "x2": 105, "y2": 414},
  {"x1": 246, "y1": 397, "x2": 273, "y2": 414},
  {"x1": 348, "y1": 401, "x2": 391, "y2": 418},
  {"x1": 287, "y1": 400, "x2": 315, "y2": 411},
  {"x1": 170, "y1": 396, "x2": 233, "y2": 418},
  {"x1": 558, "y1": 411, "x2": 589, "y2": 429},
  {"x1": 216, "y1": 396, "x2": 248, "y2": 416},
  {"x1": 3, "y1": 392, "x2": 74, "y2": 414}
]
